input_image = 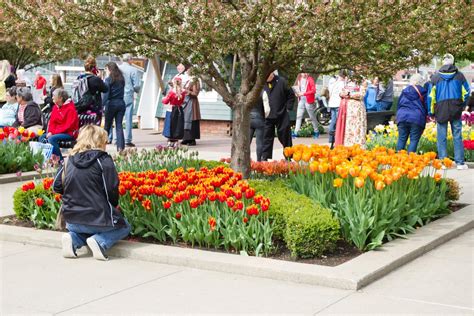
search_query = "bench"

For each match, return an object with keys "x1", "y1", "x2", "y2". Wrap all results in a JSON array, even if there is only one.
[
  {"x1": 42, "y1": 113, "x2": 98, "y2": 148},
  {"x1": 366, "y1": 111, "x2": 395, "y2": 132}
]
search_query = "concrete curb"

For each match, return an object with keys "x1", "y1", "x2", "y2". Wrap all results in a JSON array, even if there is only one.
[
  {"x1": 0, "y1": 171, "x2": 54, "y2": 184},
  {"x1": 1, "y1": 205, "x2": 472, "y2": 290}
]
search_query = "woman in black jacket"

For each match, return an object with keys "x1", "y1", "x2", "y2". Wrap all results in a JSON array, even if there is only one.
[
  {"x1": 53, "y1": 125, "x2": 130, "y2": 260},
  {"x1": 102, "y1": 62, "x2": 126, "y2": 152}
]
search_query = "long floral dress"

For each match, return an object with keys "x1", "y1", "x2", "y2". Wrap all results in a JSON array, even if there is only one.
[{"x1": 335, "y1": 82, "x2": 367, "y2": 148}]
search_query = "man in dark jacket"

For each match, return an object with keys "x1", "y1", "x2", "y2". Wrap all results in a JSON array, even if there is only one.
[
  {"x1": 261, "y1": 72, "x2": 295, "y2": 160},
  {"x1": 428, "y1": 53, "x2": 471, "y2": 169},
  {"x1": 53, "y1": 126, "x2": 130, "y2": 260}
]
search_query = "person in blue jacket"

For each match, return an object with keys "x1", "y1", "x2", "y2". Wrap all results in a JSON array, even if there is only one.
[
  {"x1": 428, "y1": 54, "x2": 471, "y2": 169},
  {"x1": 396, "y1": 74, "x2": 427, "y2": 153},
  {"x1": 364, "y1": 79, "x2": 378, "y2": 112}
]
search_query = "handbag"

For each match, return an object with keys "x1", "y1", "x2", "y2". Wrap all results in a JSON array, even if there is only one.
[{"x1": 55, "y1": 160, "x2": 67, "y2": 230}]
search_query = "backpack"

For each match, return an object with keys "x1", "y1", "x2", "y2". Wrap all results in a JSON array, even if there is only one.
[{"x1": 72, "y1": 75, "x2": 98, "y2": 113}]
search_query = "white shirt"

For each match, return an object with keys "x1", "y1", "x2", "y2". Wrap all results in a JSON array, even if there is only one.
[{"x1": 328, "y1": 78, "x2": 345, "y2": 108}]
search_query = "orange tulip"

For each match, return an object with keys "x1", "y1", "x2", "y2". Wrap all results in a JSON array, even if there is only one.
[
  {"x1": 375, "y1": 181, "x2": 385, "y2": 191},
  {"x1": 442, "y1": 158, "x2": 453, "y2": 168},
  {"x1": 318, "y1": 162, "x2": 329, "y2": 174},
  {"x1": 302, "y1": 150, "x2": 312, "y2": 162},
  {"x1": 293, "y1": 151, "x2": 302, "y2": 162},
  {"x1": 309, "y1": 161, "x2": 319, "y2": 173},
  {"x1": 333, "y1": 178, "x2": 343, "y2": 188},
  {"x1": 433, "y1": 173, "x2": 442, "y2": 182},
  {"x1": 349, "y1": 167, "x2": 359, "y2": 177},
  {"x1": 354, "y1": 177, "x2": 365, "y2": 188},
  {"x1": 432, "y1": 159, "x2": 442, "y2": 170}
]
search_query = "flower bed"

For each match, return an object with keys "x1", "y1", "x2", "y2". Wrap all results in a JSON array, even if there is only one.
[
  {"x1": 366, "y1": 113, "x2": 474, "y2": 162},
  {"x1": 283, "y1": 144, "x2": 454, "y2": 250},
  {"x1": 0, "y1": 127, "x2": 44, "y2": 174},
  {"x1": 118, "y1": 166, "x2": 273, "y2": 255}
]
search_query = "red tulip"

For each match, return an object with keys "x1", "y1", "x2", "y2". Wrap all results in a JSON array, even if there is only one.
[{"x1": 35, "y1": 198, "x2": 44, "y2": 207}]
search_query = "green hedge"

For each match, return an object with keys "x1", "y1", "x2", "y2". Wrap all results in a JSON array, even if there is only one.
[{"x1": 249, "y1": 179, "x2": 340, "y2": 258}]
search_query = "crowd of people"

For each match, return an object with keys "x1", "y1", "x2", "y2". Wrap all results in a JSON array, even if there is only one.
[
  {"x1": 0, "y1": 55, "x2": 142, "y2": 160},
  {"x1": 249, "y1": 53, "x2": 471, "y2": 170}
]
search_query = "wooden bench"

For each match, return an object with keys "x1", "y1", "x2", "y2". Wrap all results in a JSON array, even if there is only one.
[
  {"x1": 42, "y1": 113, "x2": 98, "y2": 148},
  {"x1": 366, "y1": 111, "x2": 395, "y2": 132}
]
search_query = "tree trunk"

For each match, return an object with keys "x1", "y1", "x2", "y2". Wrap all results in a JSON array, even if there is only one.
[{"x1": 230, "y1": 101, "x2": 252, "y2": 178}]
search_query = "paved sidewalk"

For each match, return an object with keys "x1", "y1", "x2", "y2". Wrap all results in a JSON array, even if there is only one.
[{"x1": 0, "y1": 230, "x2": 471, "y2": 315}]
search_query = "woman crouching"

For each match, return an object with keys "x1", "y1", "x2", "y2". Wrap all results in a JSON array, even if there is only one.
[{"x1": 53, "y1": 125, "x2": 130, "y2": 260}]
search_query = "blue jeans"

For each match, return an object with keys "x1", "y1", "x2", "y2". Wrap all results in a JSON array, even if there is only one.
[
  {"x1": 396, "y1": 122, "x2": 424, "y2": 153},
  {"x1": 39, "y1": 133, "x2": 74, "y2": 161},
  {"x1": 437, "y1": 119, "x2": 465, "y2": 165},
  {"x1": 108, "y1": 103, "x2": 133, "y2": 144},
  {"x1": 250, "y1": 111, "x2": 265, "y2": 161},
  {"x1": 328, "y1": 108, "x2": 339, "y2": 143},
  {"x1": 104, "y1": 103, "x2": 126, "y2": 151},
  {"x1": 66, "y1": 220, "x2": 131, "y2": 251},
  {"x1": 377, "y1": 101, "x2": 393, "y2": 111}
]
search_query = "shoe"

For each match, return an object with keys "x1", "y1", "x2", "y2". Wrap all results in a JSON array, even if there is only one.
[
  {"x1": 313, "y1": 131, "x2": 320, "y2": 139},
  {"x1": 86, "y1": 237, "x2": 109, "y2": 261},
  {"x1": 181, "y1": 140, "x2": 189, "y2": 145},
  {"x1": 61, "y1": 233, "x2": 77, "y2": 258},
  {"x1": 125, "y1": 142, "x2": 135, "y2": 147},
  {"x1": 291, "y1": 131, "x2": 298, "y2": 139},
  {"x1": 457, "y1": 164, "x2": 468, "y2": 170},
  {"x1": 187, "y1": 140, "x2": 196, "y2": 146}
]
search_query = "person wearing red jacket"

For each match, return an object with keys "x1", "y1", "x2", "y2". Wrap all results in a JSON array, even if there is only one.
[
  {"x1": 292, "y1": 73, "x2": 319, "y2": 138},
  {"x1": 34, "y1": 71, "x2": 47, "y2": 96},
  {"x1": 162, "y1": 77, "x2": 186, "y2": 147},
  {"x1": 41, "y1": 88, "x2": 79, "y2": 161}
]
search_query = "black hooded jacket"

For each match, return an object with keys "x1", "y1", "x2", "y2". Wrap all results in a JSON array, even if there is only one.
[
  {"x1": 263, "y1": 75, "x2": 296, "y2": 119},
  {"x1": 53, "y1": 150, "x2": 126, "y2": 227}
]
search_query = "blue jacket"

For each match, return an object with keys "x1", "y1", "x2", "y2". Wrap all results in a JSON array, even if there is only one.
[
  {"x1": 396, "y1": 85, "x2": 428, "y2": 127},
  {"x1": 364, "y1": 85, "x2": 378, "y2": 112},
  {"x1": 102, "y1": 77, "x2": 125, "y2": 108},
  {"x1": 428, "y1": 64, "x2": 470, "y2": 123}
]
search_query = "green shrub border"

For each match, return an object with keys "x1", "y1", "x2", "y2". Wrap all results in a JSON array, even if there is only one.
[{"x1": 249, "y1": 179, "x2": 340, "y2": 258}]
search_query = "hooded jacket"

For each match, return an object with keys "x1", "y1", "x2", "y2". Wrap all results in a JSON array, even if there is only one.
[
  {"x1": 396, "y1": 85, "x2": 428, "y2": 127},
  {"x1": 53, "y1": 150, "x2": 126, "y2": 228},
  {"x1": 429, "y1": 64, "x2": 470, "y2": 123}
]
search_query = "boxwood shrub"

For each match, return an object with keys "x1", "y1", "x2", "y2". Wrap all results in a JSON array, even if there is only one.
[{"x1": 249, "y1": 179, "x2": 340, "y2": 258}]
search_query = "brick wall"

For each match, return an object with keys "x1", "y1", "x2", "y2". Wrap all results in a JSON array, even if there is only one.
[{"x1": 156, "y1": 119, "x2": 232, "y2": 137}]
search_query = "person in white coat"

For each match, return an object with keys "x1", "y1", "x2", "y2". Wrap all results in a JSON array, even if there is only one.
[{"x1": 327, "y1": 70, "x2": 347, "y2": 148}]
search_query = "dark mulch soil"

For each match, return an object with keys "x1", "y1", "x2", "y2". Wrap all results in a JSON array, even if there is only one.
[{"x1": 0, "y1": 202, "x2": 467, "y2": 267}]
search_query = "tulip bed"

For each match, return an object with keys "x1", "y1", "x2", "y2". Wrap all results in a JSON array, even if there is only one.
[
  {"x1": 283, "y1": 144, "x2": 454, "y2": 250},
  {"x1": 118, "y1": 166, "x2": 273, "y2": 255},
  {"x1": 366, "y1": 114, "x2": 474, "y2": 162},
  {"x1": 0, "y1": 126, "x2": 44, "y2": 174}
]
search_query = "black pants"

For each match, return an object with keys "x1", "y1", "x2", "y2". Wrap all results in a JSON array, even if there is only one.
[
  {"x1": 104, "y1": 103, "x2": 125, "y2": 151},
  {"x1": 261, "y1": 113, "x2": 292, "y2": 160},
  {"x1": 249, "y1": 112, "x2": 265, "y2": 162}
]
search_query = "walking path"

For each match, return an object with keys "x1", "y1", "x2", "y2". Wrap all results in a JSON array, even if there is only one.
[{"x1": 0, "y1": 129, "x2": 473, "y2": 314}]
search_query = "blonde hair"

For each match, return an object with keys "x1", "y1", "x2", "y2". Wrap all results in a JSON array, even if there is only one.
[
  {"x1": 70, "y1": 125, "x2": 108, "y2": 155},
  {"x1": 51, "y1": 74, "x2": 63, "y2": 89},
  {"x1": 173, "y1": 78, "x2": 183, "y2": 100}
]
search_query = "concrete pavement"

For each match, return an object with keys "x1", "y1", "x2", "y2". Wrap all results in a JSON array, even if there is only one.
[{"x1": 0, "y1": 230, "x2": 471, "y2": 315}]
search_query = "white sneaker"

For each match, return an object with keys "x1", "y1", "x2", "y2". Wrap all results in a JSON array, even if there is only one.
[
  {"x1": 457, "y1": 164, "x2": 469, "y2": 170},
  {"x1": 61, "y1": 233, "x2": 77, "y2": 258},
  {"x1": 86, "y1": 237, "x2": 109, "y2": 261}
]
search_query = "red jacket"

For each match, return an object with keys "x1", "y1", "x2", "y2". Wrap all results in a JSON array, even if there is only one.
[
  {"x1": 48, "y1": 99, "x2": 79, "y2": 138},
  {"x1": 34, "y1": 76, "x2": 47, "y2": 95},
  {"x1": 162, "y1": 90, "x2": 186, "y2": 107},
  {"x1": 296, "y1": 76, "x2": 316, "y2": 104}
]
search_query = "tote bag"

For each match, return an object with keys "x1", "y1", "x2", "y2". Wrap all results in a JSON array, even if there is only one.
[{"x1": 29, "y1": 141, "x2": 53, "y2": 160}]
